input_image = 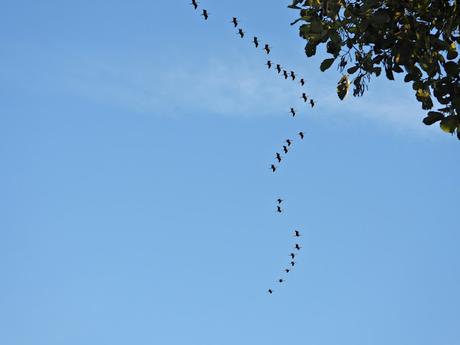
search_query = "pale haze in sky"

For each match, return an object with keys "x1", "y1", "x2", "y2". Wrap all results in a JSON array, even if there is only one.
[{"x1": 1, "y1": 1, "x2": 459, "y2": 345}]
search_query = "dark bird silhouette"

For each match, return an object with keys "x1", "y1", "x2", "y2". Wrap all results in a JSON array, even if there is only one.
[
  {"x1": 278, "y1": 279, "x2": 284, "y2": 283},
  {"x1": 300, "y1": 78, "x2": 305, "y2": 86},
  {"x1": 299, "y1": 131, "x2": 305, "y2": 139},
  {"x1": 201, "y1": 9, "x2": 209, "y2": 20},
  {"x1": 290, "y1": 71, "x2": 296, "y2": 80},
  {"x1": 276, "y1": 64, "x2": 282, "y2": 73},
  {"x1": 302, "y1": 92, "x2": 308, "y2": 102},
  {"x1": 285, "y1": 268, "x2": 290, "y2": 273},
  {"x1": 275, "y1": 153, "x2": 282, "y2": 163},
  {"x1": 266, "y1": 60, "x2": 272, "y2": 69},
  {"x1": 231, "y1": 17, "x2": 238, "y2": 27},
  {"x1": 294, "y1": 230, "x2": 301, "y2": 237},
  {"x1": 286, "y1": 139, "x2": 292, "y2": 146},
  {"x1": 191, "y1": 0, "x2": 199, "y2": 9},
  {"x1": 277, "y1": 206, "x2": 282, "y2": 213},
  {"x1": 295, "y1": 244, "x2": 302, "y2": 250},
  {"x1": 290, "y1": 108, "x2": 296, "y2": 117},
  {"x1": 253, "y1": 36, "x2": 259, "y2": 48},
  {"x1": 310, "y1": 99, "x2": 315, "y2": 108},
  {"x1": 268, "y1": 289, "x2": 273, "y2": 294},
  {"x1": 283, "y1": 145, "x2": 289, "y2": 154},
  {"x1": 238, "y1": 28, "x2": 244, "y2": 38},
  {"x1": 270, "y1": 164, "x2": 277, "y2": 173},
  {"x1": 264, "y1": 44, "x2": 271, "y2": 54},
  {"x1": 283, "y1": 70, "x2": 288, "y2": 80},
  {"x1": 277, "y1": 198, "x2": 283, "y2": 204},
  {"x1": 290, "y1": 253, "x2": 295, "y2": 259},
  {"x1": 290, "y1": 261, "x2": 296, "y2": 267}
]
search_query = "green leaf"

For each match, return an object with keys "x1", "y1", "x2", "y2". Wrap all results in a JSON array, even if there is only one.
[
  {"x1": 320, "y1": 58, "x2": 335, "y2": 71},
  {"x1": 440, "y1": 115, "x2": 459, "y2": 134},
  {"x1": 337, "y1": 75, "x2": 350, "y2": 100},
  {"x1": 347, "y1": 65, "x2": 359, "y2": 74},
  {"x1": 385, "y1": 66, "x2": 395, "y2": 80},
  {"x1": 444, "y1": 62, "x2": 459, "y2": 76},
  {"x1": 305, "y1": 42, "x2": 317, "y2": 57},
  {"x1": 423, "y1": 111, "x2": 445, "y2": 125}
]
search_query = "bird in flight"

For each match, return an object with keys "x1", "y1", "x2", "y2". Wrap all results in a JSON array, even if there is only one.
[
  {"x1": 295, "y1": 244, "x2": 302, "y2": 250},
  {"x1": 277, "y1": 198, "x2": 283, "y2": 204},
  {"x1": 283, "y1": 145, "x2": 289, "y2": 154},
  {"x1": 277, "y1": 206, "x2": 282, "y2": 213},
  {"x1": 290, "y1": 108, "x2": 296, "y2": 117},
  {"x1": 283, "y1": 70, "x2": 289, "y2": 80},
  {"x1": 191, "y1": 0, "x2": 199, "y2": 9},
  {"x1": 266, "y1": 60, "x2": 272, "y2": 69},
  {"x1": 294, "y1": 230, "x2": 301, "y2": 237},
  {"x1": 201, "y1": 9, "x2": 209, "y2": 20},
  {"x1": 290, "y1": 253, "x2": 296, "y2": 259},
  {"x1": 310, "y1": 99, "x2": 315, "y2": 108},
  {"x1": 270, "y1": 164, "x2": 277, "y2": 173},
  {"x1": 238, "y1": 28, "x2": 244, "y2": 38},
  {"x1": 264, "y1": 44, "x2": 271, "y2": 54},
  {"x1": 253, "y1": 37, "x2": 259, "y2": 48},
  {"x1": 278, "y1": 279, "x2": 284, "y2": 283},
  {"x1": 299, "y1": 131, "x2": 305, "y2": 139},
  {"x1": 300, "y1": 78, "x2": 305, "y2": 86},
  {"x1": 290, "y1": 261, "x2": 296, "y2": 267},
  {"x1": 286, "y1": 139, "x2": 292, "y2": 146},
  {"x1": 275, "y1": 153, "x2": 282, "y2": 163},
  {"x1": 302, "y1": 92, "x2": 308, "y2": 102},
  {"x1": 290, "y1": 71, "x2": 296, "y2": 80},
  {"x1": 231, "y1": 17, "x2": 238, "y2": 27},
  {"x1": 285, "y1": 269, "x2": 290, "y2": 273},
  {"x1": 268, "y1": 289, "x2": 273, "y2": 294}
]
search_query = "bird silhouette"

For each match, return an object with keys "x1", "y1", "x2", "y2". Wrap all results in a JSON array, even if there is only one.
[
  {"x1": 300, "y1": 78, "x2": 305, "y2": 86},
  {"x1": 231, "y1": 17, "x2": 238, "y2": 27},
  {"x1": 290, "y1": 71, "x2": 296, "y2": 80},
  {"x1": 277, "y1": 198, "x2": 283, "y2": 204},
  {"x1": 290, "y1": 253, "x2": 295, "y2": 259},
  {"x1": 270, "y1": 164, "x2": 277, "y2": 172},
  {"x1": 278, "y1": 279, "x2": 284, "y2": 283},
  {"x1": 268, "y1": 289, "x2": 273, "y2": 294},
  {"x1": 275, "y1": 153, "x2": 282, "y2": 163},
  {"x1": 283, "y1": 145, "x2": 289, "y2": 154},
  {"x1": 283, "y1": 70, "x2": 288, "y2": 79},
  {"x1": 286, "y1": 139, "x2": 292, "y2": 146},
  {"x1": 299, "y1": 131, "x2": 305, "y2": 139},
  {"x1": 295, "y1": 244, "x2": 302, "y2": 250},
  {"x1": 238, "y1": 28, "x2": 244, "y2": 38},
  {"x1": 290, "y1": 261, "x2": 296, "y2": 267},
  {"x1": 294, "y1": 230, "x2": 301, "y2": 237},
  {"x1": 253, "y1": 36, "x2": 259, "y2": 48},
  {"x1": 285, "y1": 269, "x2": 290, "y2": 273},
  {"x1": 191, "y1": 0, "x2": 199, "y2": 9},
  {"x1": 264, "y1": 44, "x2": 271, "y2": 54},
  {"x1": 276, "y1": 64, "x2": 282, "y2": 73},
  {"x1": 290, "y1": 108, "x2": 296, "y2": 117},
  {"x1": 266, "y1": 60, "x2": 272, "y2": 69},
  {"x1": 201, "y1": 9, "x2": 209, "y2": 20},
  {"x1": 310, "y1": 99, "x2": 315, "y2": 108},
  {"x1": 302, "y1": 93, "x2": 308, "y2": 102},
  {"x1": 277, "y1": 206, "x2": 282, "y2": 213}
]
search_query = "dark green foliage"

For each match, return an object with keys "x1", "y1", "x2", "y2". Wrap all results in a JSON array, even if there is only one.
[{"x1": 289, "y1": 0, "x2": 460, "y2": 139}]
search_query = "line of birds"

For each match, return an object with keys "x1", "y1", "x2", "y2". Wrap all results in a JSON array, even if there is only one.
[{"x1": 190, "y1": 0, "x2": 313, "y2": 295}]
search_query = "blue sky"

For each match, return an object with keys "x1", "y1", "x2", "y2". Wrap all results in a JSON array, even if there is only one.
[{"x1": 1, "y1": 1, "x2": 459, "y2": 344}]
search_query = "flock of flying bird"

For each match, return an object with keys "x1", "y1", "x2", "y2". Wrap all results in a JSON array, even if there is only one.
[{"x1": 190, "y1": 0, "x2": 315, "y2": 294}]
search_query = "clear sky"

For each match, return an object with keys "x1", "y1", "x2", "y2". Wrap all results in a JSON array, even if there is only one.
[{"x1": 1, "y1": 1, "x2": 459, "y2": 344}]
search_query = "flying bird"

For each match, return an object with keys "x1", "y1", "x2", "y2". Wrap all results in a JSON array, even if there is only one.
[
  {"x1": 277, "y1": 206, "x2": 282, "y2": 213},
  {"x1": 278, "y1": 279, "x2": 284, "y2": 283},
  {"x1": 276, "y1": 64, "x2": 282, "y2": 73},
  {"x1": 270, "y1": 164, "x2": 277, "y2": 172},
  {"x1": 277, "y1": 198, "x2": 283, "y2": 204},
  {"x1": 283, "y1": 145, "x2": 289, "y2": 154},
  {"x1": 290, "y1": 261, "x2": 296, "y2": 267},
  {"x1": 268, "y1": 289, "x2": 273, "y2": 294},
  {"x1": 191, "y1": 0, "x2": 199, "y2": 9},
  {"x1": 264, "y1": 44, "x2": 271, "y2": 54},
  {"x1": 275, "y1": 153, "x2": 282, "y2": 163},
  {"x1": 290, "y1": 253, "x2": 295, "y2": 259},
  {"x1": 290, "y1": 108, "x2": 296, "y2": 117},
  {"x1": 231, "y1": 17, "x2": 238, "y2": 27},
  {"x1": 294, "y1": 230, "x2": 301, "y2": 237},
  {"x1": 238, "y1": 28, "x2": 244, "y2": 38},
  {"x1": 283, "y1": 70, "x2": 288, "y2": 79},
  {"x1": 300, "y1": 78, "x2": 305, "y2": 86},
  {"x1": 299, "y1": 131, "x2": 305, "y2": 139},
  {"x1": 295, "y1": 244, "x2": 302, "y2": 250},
  {"x1": 201, "y1": 9, "x2": 209, "y2": 20},
  {"x1": 302, "y1": 92, "x2": 308, "y2": 102},
  {"x1": 285, "y1": 269, "x2": 290, "y2": 273},
  {"x1": 310, "y1": 99, "x2": 315, "y2": 108},
  {"x1": 253, "y1": 36, "x2": 259, "y2": 48},
  {"x1": 266, "y1": 60, "x2": 272, "y2": 69},
  {"x1": 286, "y1": 139, "x2": 292, "y2": 146},
  {"x1": 290, "y1": 71, "x2": 296, "y2": 80}
]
